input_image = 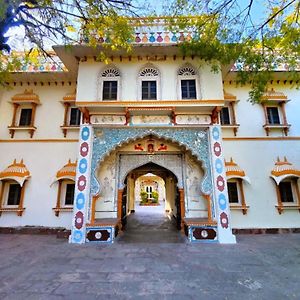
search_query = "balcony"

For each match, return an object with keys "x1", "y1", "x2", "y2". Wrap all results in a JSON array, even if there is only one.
[{"x1": 75, "y1": 99, "x2": 225, "y2": 127}]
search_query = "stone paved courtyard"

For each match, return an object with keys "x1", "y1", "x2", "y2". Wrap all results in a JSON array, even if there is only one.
[{"x1": 0, "y1": 206, "x2": 300, "y2": 299}]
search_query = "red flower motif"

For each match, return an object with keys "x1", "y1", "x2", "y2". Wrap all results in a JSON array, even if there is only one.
[
  {"x1": 220, "y1": 212, "x2": 229, "y2": 229},
  {"x1": 216, "y1": 175, "x2": 225, "y2": 192},
  {"x1": 77, "y1": 175, "x2": 87, "y2": 191},
  {"x1": 213, "y1": 142, "x2": 221, "y2": 156},
  {"x1": 75, "y1": 211, "x2": 84, "y2": 229},
  {"x1": 80, "y1": 142, "x2": 89, "y2": 157}
]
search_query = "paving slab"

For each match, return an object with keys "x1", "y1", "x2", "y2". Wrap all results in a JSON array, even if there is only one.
[{"x1": 0, "y1": 205, "x2": 300, "y2": 299}]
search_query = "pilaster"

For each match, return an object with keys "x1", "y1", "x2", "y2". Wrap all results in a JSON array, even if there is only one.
[
  {"x1": 209, "y1": 125, "x2": 236, "y2": 244},
  {"x1": 70, "y1": 124, "x2": 93, "y2": 244}
]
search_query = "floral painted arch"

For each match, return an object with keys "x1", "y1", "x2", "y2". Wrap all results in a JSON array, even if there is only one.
[{"x1": 90, "y1": 127, "x2": 212, "y2": 196}]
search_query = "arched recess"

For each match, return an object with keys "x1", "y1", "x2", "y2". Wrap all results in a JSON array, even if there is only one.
[
  {"x1": 118, "y1": 154, "x2": 184, "y2": 189},
  {"x1": 137, "y1": 63, "x2": 161, "y2": 100},
  {"x1": 177, "y1": 63, "x2": 201, "y2": 100},
  {"x1": 121, "y1": 162, "x2": 183, "y2": 229},
  {"x1": 96, "y1": 64, "x2": 121, "y2": 101},
  {"x1": 90, "y1": 127, "x2": 212, "y2": 196}
]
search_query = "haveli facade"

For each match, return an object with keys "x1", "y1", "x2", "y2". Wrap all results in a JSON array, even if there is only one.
[{"x1": 0, "y1": 19, "x2": 300, "y2": 244}]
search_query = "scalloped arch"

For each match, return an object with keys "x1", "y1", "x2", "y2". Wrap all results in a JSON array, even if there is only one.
[
  {"x1": 90, "y1": 128, "x2": 212, "y2": 196},
  {"x1": 101, "y1": 65, "x2": 121, "y2": 77},
  {"x1": 123, "y1": 162, "x2": 178, "y2": 183},
  {"x1": 139, "y1": 63, "x2": 160, "y2": 77},
  {"x1": 118, "y1": 155, "x2": 184, "y2": 189},
  {"x1": 271, "y1": 174, "x2": 300, "y2": 185},
  {"x1": 178, "y1": 63, "x2": 197, "y2": 76}
]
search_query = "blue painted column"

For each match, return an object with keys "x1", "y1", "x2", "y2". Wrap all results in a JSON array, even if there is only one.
[
  {"x1": 69, "y1": 124, "x2": 93, "y2": 244},
  {"x1": 209, "y1": 125, "x2": 236, "y2": 244}
]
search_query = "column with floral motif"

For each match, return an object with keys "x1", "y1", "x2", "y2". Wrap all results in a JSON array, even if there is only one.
[
  {"x1": 70, "y1": 124, "x2": 93, "y2": 244},
  {"x1": 209, "y1": 125, "x2": 236, "y2": 244}
]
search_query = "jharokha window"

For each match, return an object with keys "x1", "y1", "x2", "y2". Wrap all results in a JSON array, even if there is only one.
[
  {"x1": 279, "y1": 181, "x2": 294, "y2": 203},
  {"x1": 7, "y1": 183, "x2": 22, "y2": 205},
  {"x1": 227, "y1": 181, "x2": 239, "y2": 203},
  {"x1": 178, "y1": 64, "x2": 199, "y2": 100},
  {"x1": 220, "y1": 91, "x2": 240, "y2": 136},
  {"x1": 261, "y1": 88, "x2": 290, "y2": 136},
  {"x1": 8, "y1": 89, "x2": 40, "y2": 138},
  {"x1": 19, "y1": 108, "x2": 32, "y2": 126},
  {"x1": 61, "y1": 91, "x2": 81, "y2": 137},
  {"x1": 225, "y1": 158, "x2": 250, "y2": 215},
  {"x1": 0, "y1": 159, "x2": 30, "y2": 216},
  {"x1": 270, "y1": 157, "x2": 300, "y2": 214},
  {"x1": 220, "y1": 107, "x2": 230, "y2": 125},
  {"x1": 52, "y1": 160, "x2": 76, "y2": 217},
  {"x1": 99, "y1": 66, "x2": 120, "y2": 101},
  {"x1": 266, "y1": 107, "x2": 280, "y2": 124},
  {"x1": 69, "y1": 107, "x2": 81, "y2": 126},
  {"x1": 139, "y1": 64, "x2": 160, "y2": 100},
  {"x1": 64, "y1": 183, "x2": 75, "y2": 205}
]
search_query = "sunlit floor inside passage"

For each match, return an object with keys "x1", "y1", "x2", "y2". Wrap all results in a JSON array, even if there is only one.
[{"x1": 117, "y1": 201, "x2": 186, "y2": 243}]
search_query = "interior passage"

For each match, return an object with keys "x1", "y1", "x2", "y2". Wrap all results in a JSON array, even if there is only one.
[{"x1": 117, "y1": 204, "x2": 186, "y2": 243}]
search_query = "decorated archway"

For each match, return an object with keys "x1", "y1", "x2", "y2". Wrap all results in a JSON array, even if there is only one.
[
  {"x1": 90, "y1": 127, "x2": 212, "y2": 196},
  {"x1": 70, "y1": 125, "x2": 236, "y2": 244}
]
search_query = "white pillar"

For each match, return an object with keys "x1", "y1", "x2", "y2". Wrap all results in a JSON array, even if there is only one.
[
  {"x1": 69, "y1": 124, "x2": 93, "y2": 244},
  {"x1": 209, "y1": 125, "x2": 236, "y2": 244}
]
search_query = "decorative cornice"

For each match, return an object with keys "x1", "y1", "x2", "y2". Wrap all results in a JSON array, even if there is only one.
[
  {"x1": 261, "y1": 88, "x2": 288, "y2": 101},
  {"x1": 63, "y1": 90, "x2": 76, "y2": 102},
  {"x1": 75, "y1": 100, "x2": 225, "y2": 107},
  {"x1": 223, "y1": 90, "x2": 237, "y2": 101},
  {"x1": 11, "y1": 89, "x2": 40, "y2": 104}
]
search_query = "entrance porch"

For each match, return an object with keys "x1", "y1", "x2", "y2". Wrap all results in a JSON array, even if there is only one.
[{"x1": 70, "y1": 126, "x2": 236, "y2": 244}]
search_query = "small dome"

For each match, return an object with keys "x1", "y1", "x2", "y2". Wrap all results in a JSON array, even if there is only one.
[
  {"x1": 11, "y1": 89, "x2": 40, "y2": 104},
  {"x1": 0, "y1": 159, "x2": 30, "y2": 186},
  {"x1": 225, "y1": 158, "x2": 245, "y2": 177},
  {"x1": 261, "y1": 88, "x2": 287, "y2": 101},
  {"x1": 271, "y1": 157, "x2": 300, "y2": 184},
  {"x1": 225, "y1": 158, "x2": 250, "y2": 183},
  {"x1": 56, "y1": 160, "x2": 77, "y2": 181}
]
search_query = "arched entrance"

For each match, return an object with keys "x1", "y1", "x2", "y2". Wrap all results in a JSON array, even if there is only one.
[
  {"x1": 72, "y1": 125, "x2": 236, "y2": 244},
  {"x1": 88, "y1": 135, "x2": 214, "y2": 243},
  {"x1": 118, "y1": 162, "x2": 185, "y2": 243}
]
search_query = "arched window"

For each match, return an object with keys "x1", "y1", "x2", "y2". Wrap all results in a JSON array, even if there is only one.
[
  {"x1": 98, "y1": 65, "x2": 121, "y2": 101},
  {"x1": 177, "y1": 64, "x2": 200, "y2": 100},
  {"x1": 225, "y1": 158, "x2": 250, "y2": 215},
  {"x1": 270, "y1": 157, "x2": 300, "y2": 214},
  {"x1": 138, "y1": 64, "x2": 161, "y2": 100},
  {"x1": 52, "y1": 160, "x2": 76, "y2": 217},
  {"x1": 0, "y1": 159, "x2": 30, "y2": 216},
  {"x1": 9, "y1": 89, "x2": 40, "y2": 138}
]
